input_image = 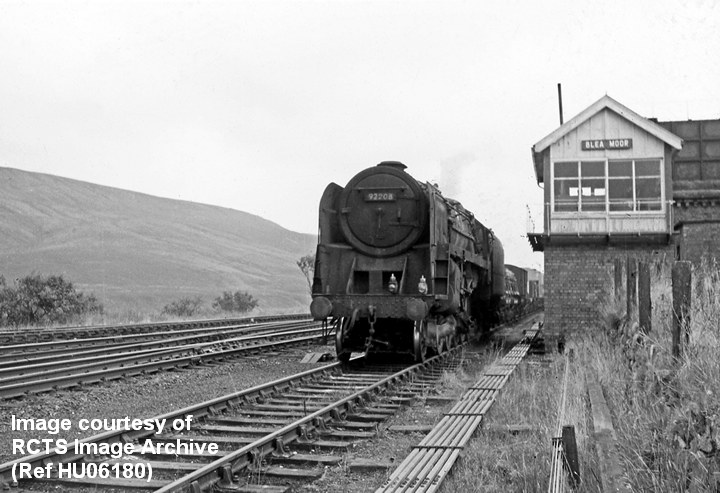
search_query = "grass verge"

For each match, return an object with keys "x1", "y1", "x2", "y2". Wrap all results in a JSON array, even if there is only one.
[{"x1": 569, "y1": 259, "x2": 720, "y2": 492}]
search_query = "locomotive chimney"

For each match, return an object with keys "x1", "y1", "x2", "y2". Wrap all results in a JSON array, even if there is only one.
[{"x1": 377, "y1": 161, "x2": 407, "y2": 171}]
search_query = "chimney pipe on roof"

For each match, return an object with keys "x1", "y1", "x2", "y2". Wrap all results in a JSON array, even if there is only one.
[{"x1": 557, "y1": 83, "x2": 564, "y2": 125}]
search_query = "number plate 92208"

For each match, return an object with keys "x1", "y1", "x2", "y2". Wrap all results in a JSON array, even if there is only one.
[{"x1": 365, "y1": 192, "x2": 396, "y2": 202}]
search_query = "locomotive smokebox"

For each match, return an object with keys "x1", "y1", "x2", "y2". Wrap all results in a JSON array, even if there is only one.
[{"x1": 337, "y1": 161, "x2": 428, "y2": 257}]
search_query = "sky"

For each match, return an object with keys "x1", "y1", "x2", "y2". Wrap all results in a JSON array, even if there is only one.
[{"x1": 1, "y1": 0, "x2": 719, "y2": 272}]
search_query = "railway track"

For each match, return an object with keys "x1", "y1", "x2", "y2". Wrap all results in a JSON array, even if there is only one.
[
  {"x1": 0, "y1": 322, "x2": 332, "y2": 400},
  {"x1": 1, "y1": 320, "x2": 542, "y2": 492},
  {"x1": 0, "y1": 314, "x2": 309, "y2": 345},
  {"x1": 0, "y1": 319, "x2": 320, "y2": 365},
  {"x1": 377, "y1": 324, "x2": 541, "y2": 492},
  {"x1": 1, "y1": 348, "x2": 465, "y2": 492}
]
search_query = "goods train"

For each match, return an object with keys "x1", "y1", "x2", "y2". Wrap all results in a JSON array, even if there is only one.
[
  {"x1": 501, "y1": 264, "x2": 543, "y2": 323},
  {"x1": 310, "y1": 161, "x2": 538, "y2": 362}
]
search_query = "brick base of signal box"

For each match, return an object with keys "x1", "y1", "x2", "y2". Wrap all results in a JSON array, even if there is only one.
[{"x1": 543, "y1": 243, "x2": 673, "y2": 344}]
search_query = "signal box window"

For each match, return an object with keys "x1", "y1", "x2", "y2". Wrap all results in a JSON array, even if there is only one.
[
  {"x1": 608, "y1": 160, "x2": 633, "y2": 211},
  {"x1": 580, "y1": 161, "x2": 605, "y2": 212},
  {"x1": 553, "y1": 162, "x2": 579, "y2": 212},
  {"x1": 635, "y1": 159, "x2": 662, "y2": 211},
  {"x1": 553, "y1": 159, "x2": 662, "y2": 213}
]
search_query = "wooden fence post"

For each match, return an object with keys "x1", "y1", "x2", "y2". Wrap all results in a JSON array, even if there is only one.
[
  {"x1": 614, "y1": 259, "x2": 623, "y2": 302},
  {"x1": 672, "y1": 261, "x2": 692, "y2": 360},
  {"x1": 626, "y1": 257, "x2": 637, "y2": 316},
  {"x1": 638, "y1": 262, "x2": 651, "y2": 334},
  {"x1": 562, "y1": 425, "x2": 581, "y2": 488}
]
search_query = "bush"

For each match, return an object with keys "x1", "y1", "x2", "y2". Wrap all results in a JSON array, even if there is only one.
[
  {"x1": 212, "y1": 290, "x2": 258, "y2": 313},
  {"x1": 162, "y1": 296, "x2": 204, "y2": 317},
  {"x1": 0, "y1": 273, "x2": 103, "y2": 327}
]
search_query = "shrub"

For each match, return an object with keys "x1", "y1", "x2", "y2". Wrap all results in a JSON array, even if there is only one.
[
  {"x1": 212, "y1": 290, "x2": 258, "y2": 313},
  {"x1": 162, "y1": 296, "x2": 204, "y2": 317},
  {"x1": 0, "y1": 273, "x2": 103, "y2": 327}
]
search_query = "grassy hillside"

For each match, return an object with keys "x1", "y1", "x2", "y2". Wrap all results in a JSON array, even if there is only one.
[{"x1": 0, "y1": 167, "x2": 317, "y2": 317}]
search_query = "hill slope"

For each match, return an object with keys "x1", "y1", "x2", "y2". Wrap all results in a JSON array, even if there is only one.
[{"x1": 0, "y1": 167, "x2": 317, "y2": 316}]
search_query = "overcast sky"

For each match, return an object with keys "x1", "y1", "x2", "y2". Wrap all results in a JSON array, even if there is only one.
[{"x1": 1, "y1": 0, "x2": 719, "y2": 271}]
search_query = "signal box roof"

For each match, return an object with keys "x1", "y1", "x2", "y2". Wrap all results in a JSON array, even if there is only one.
[{"x1": 531, "y1": 95, "x2": 683, "y2": 183}]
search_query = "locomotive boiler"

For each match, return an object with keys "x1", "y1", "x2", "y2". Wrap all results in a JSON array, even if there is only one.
[{"x1": 310, "y1": 161, "x2": 505, "y2": 362}]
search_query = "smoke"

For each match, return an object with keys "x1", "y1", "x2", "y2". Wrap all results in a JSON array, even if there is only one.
[
  {"x1": 433, "y1": 150, "x2": 544, "y2": 271},
  {"x1": 437, "y1": 151, "x2": 477, "y2": 200}
]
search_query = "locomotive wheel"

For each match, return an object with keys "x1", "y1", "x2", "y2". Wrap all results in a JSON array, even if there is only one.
[
  {"x1": 336, "y1": 318, "x2": 351, "y2": 363},
  {"x1": 413, "y1": 320, "x2": 428, "y2": 362}
]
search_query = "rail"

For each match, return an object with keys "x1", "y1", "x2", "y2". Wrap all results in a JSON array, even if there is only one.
[
  {"x1": 0, "y1": 320, "x2": 319, "y2": 368},
  {"x1": 0, "y1": 313, "x2": 312, "y2": 344},
  {"x1": 377, "y1": 324, "x2": 541, "y2": 492},
  {"x1": 0, "y1": 326, "x2": 331, "y2": 400},
  {"x1": 1, "y1": 346, "x2": 465, "y2": 492}
]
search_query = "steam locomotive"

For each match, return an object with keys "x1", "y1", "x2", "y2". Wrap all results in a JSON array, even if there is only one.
[{"x1": 310, "y1": 161, "x2": 505, "y2": 362}]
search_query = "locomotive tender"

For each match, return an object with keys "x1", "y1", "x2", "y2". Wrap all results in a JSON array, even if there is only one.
[{"x1": 310, "y1": 161, "x2": 505, "y2": 362}]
